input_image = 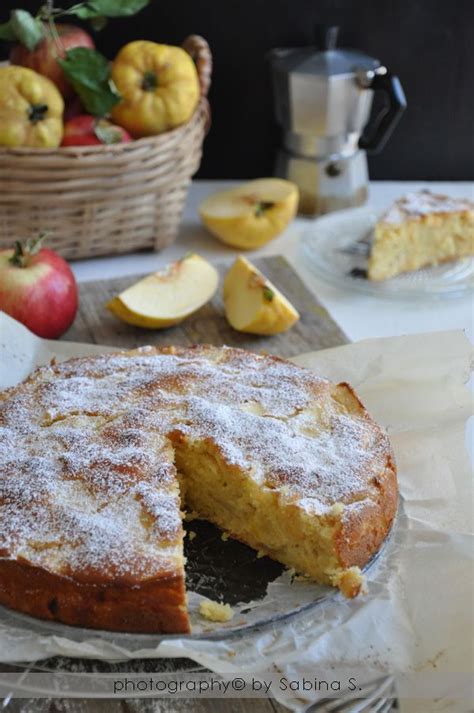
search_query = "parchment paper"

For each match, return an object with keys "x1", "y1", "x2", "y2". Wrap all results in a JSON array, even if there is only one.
[{"x1": 0, "y1": 312, "x2": 472, "y2": 711}]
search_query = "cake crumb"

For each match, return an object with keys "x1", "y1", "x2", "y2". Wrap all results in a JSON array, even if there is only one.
[
  {"x1": 330, "y1": 566, "x2": 367, "y2": 598},
  {"x1": 184, "y1": 510, "x2": 200, "y2": 522},
  {"x1": 188, "y1": 531, "x2": 196, "y2": 541},
  {"x1": 330, "y1": 502, "x2": 344, "y2": 516},
  {"x1": 221, "y1": 532, "x2": 229, "y2": 541},
  {"x1": 256, "y1": 549, "x2": 266, "y2": 559},
  {"x1": 199, "y1": 599, "x2": 234, "y2": 622}
]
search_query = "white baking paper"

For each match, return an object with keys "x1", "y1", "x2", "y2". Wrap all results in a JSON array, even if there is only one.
[{"x1": 0, "y1": 311, "x2": 472, "y2": 712}]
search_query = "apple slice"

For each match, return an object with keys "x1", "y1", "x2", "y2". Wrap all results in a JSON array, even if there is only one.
[
  {"x1": 199, "y1": 178, "x2": 299, "y2": 249},
  {"x1": 107, "y1": 254, "x2": 218, "y2": 329},
  {"x1": 223, "y1": 256, "x2": 299, "y2": 335}
]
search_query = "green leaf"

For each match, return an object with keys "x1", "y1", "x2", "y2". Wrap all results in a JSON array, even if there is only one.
[
  {"x1": 58, "y1": 47, "x2": 121, "y2": 117},
  {"x1": 88, "y1": 0, "x2": 150, "y2": 17},
  {"x1": 25, "y1": 232, "x2": 48, "y2": 256},
  {"x1": 94, "y1": 122, "x2": 123, "y2": 144},
  {"x1": 0, "y1": 19, "x2": 17, "y2": 42},
  {"x1": 68, "y1": 6, "x2": 100, "y2": 19},
  {"x1": 10, "y1": 9, "x2": 44, "y2": 51},
  {"x1": 263, "y1": 287, "x2": 274, "y2": 302},
  {"x1": 68, "y1": 0, "x2": 149, "y2": 19}
]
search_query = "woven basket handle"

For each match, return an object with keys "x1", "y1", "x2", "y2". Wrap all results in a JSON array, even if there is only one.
[{"x1": 182, "y1": 35, "x2": 212, "y2": 97}]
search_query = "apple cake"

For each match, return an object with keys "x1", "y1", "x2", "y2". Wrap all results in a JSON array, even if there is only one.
[
  {"x1": 368, "y1": 190, "x2": 474, "y2": 280},
  {"x1": 0, "y1": 345, "x2": 397, "y2": 634}
]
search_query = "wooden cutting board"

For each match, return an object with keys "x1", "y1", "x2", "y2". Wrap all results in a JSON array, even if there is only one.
[{"x1": 65, "y1": 255, "x2": 347, "y2": 354}]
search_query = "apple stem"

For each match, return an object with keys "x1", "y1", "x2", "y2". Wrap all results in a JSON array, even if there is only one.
[
  {"x1": 37, "y1": 1, "x2": 68, "y2": 56},
  {"x1": 39, "y1": 0, "x2": 55, "y2": 21},
  {"x1": 9, "y1": 233, "x2": 48, "y2": 268},
  {"x1": 45, "y1": 11, "x2": 65, "y2": 57},
  {"x1": 10, "y1": 242, "x2": 25, "y2": 268}
]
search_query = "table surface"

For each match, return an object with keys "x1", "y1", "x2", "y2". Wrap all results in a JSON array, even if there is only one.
[
  {"x1": 70, "y1": 180, "x2": 474, "y2": 343},
  {"x1": 7, "y1": 181, "x2": 471, "y2": 713}
]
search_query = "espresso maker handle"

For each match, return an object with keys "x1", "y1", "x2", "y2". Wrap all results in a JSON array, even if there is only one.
[{"x1": 359, "y1": 71, "x2": 407, "y2": 154}]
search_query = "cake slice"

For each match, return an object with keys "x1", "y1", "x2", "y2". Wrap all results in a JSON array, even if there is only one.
[{"x1": 368, "y1": 190, "x2": 474, "y2": 280}]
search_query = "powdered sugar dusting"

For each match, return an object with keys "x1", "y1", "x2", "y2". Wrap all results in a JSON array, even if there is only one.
[
  {"x1": 382, "y1": 190, "x2": 474, "y2": 225},
  {"x1": 0, "y1": 345, "x2": 390, "y2": 583},
  {"x1": 175, "y1": 392, "x2": 387, "y2": 514}
]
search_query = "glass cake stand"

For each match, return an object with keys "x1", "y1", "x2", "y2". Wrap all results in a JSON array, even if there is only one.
[{"x1": 1, "y1": 510, "x2": 399, "y2": 710}]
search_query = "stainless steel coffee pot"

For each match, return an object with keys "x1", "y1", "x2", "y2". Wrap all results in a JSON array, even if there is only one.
[{"x1": 268, "y1": 27, "x2": 406, "y2": 215}]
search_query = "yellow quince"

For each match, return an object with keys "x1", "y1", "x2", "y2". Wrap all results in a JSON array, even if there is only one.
[
  {"x1": 0, "y1": 66, "x2": 64, "y2": 148},
  {"x1": 111, "y1": 41, "x2": 200, "y2": 137},
  {"x1": 223, "y1": 256, "x2": 300, "y2": 335},
  {"x1": 106, "y1": 254, "x2": 218, "y2": 329},
  {"x1": 199, "y1": 178, "x2": 299, "y2": 249}
]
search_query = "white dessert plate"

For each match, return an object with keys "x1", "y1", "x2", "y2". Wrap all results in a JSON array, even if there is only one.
[{"x1": 300, "y1": 206, "x2": 474, "y2": 300}]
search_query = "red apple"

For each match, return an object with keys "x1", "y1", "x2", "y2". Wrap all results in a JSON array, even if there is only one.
[
  {"x1": 61, "y1": 115, "x2": 132, "y2": 147},
  {"x1": 0, "y1": 235, "x2": 78, "y2": 339},
  {"x1": 10, "y1": 23, "x2": 95, "y2": 99}
]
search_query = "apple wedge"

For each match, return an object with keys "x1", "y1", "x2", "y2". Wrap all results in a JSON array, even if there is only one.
[
  {"x1": 223, "y1": 256, "x2": 299, "y2": 335},
  {"x1": 199, "y1": 178, "x2": 299, "y2": 249},
  {"x1": 107, "y1": 254, "x2": 218, "y2": 329}
]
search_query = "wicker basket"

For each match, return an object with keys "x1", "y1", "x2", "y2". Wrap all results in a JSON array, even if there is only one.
[{"x1": 0, "y1": 36, "x2": 212, "y2": 259}]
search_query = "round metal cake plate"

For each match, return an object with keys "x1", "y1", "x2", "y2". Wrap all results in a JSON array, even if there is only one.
[{"x1": 300, "y1": 206, "x2": 474, "y2": 300}]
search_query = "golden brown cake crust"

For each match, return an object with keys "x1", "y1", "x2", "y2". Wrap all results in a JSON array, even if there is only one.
[
  {"x1": 0, "y1": 345, "x2": 397, "y2": 632},
  {"x1": 329, "y1": 383, "x2": 397, "y2": 570},
  {"x1": 0, "y1": 560, "x2": 188, "y2": 634}
]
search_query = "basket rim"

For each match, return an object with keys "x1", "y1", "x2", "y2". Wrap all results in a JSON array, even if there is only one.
[{"x1": 0, "y1": 98, "x2": 209, "y2": 158}]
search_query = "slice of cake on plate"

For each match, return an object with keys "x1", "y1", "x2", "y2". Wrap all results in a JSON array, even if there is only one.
[{"x1": 368, "y1": 190, "x2": 474, "y2": 280}]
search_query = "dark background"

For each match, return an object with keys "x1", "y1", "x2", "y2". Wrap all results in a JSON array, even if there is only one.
[{"x1": 2, "y1": 0, "x2": 473, "y2": 180}]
